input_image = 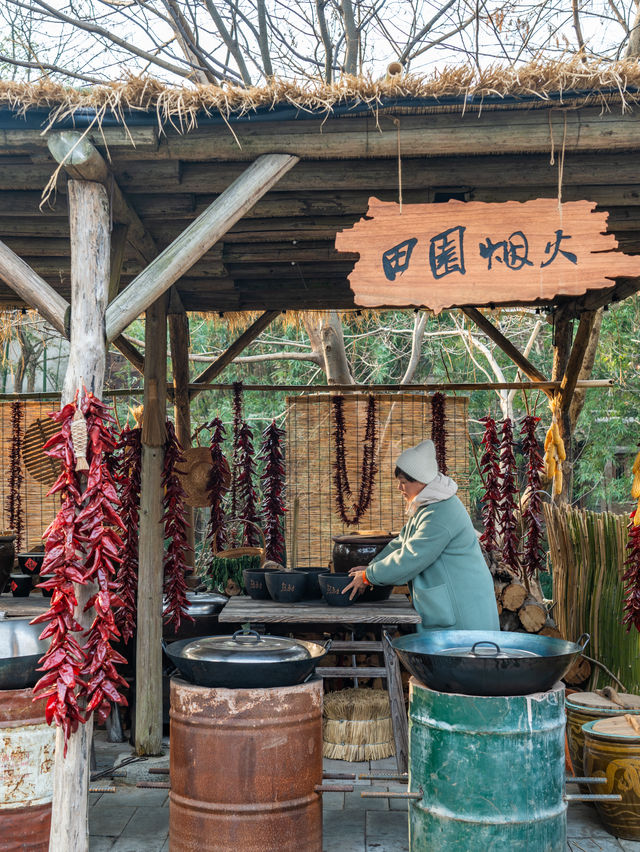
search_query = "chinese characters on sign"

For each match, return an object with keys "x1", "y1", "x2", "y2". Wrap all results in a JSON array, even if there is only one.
[
  {"x1": 384, "y1": 227, "x2": 577, "y2": 282},
  {"x1": 335, "y1": 198, "x2": 639, "y2": 312}
]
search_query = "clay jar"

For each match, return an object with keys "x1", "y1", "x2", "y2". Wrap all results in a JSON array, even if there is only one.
[
  {"x1": 0, "y1": 535, "x2": 15, "y2": 594},
  {"x1": 331, "y1": 533, "x2": 395, "y2": 574}
]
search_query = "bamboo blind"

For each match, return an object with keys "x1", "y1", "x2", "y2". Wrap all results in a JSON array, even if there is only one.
[{"x1": 285, "y1": 393, "x2": 469, "y2": 568}]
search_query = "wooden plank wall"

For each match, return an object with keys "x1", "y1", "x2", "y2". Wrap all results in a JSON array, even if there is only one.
[{"x1": 286, "y1": 393, "x2": 469, "y2": 568}]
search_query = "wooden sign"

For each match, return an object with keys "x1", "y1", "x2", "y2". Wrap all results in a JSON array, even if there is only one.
[{"x1": 335, "y1": 199, "x2": 640, "y2": 311}]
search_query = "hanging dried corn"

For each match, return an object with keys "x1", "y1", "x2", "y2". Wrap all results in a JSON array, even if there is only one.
[
  {"x1": 630, "y1": 446, "x2": 640, "y2": 525},
  {"x1": 543, "y1": 395, "x2": 566, "y2": 496}
]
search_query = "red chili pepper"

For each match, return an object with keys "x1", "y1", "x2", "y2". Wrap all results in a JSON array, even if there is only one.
[
  {"x1": 624, "y1": 512, "x2": 640, "y2": 632},
  {"x1": 520, "y1": 415, "x2": 545, "y2": 579},
  {"x1": 430, "y1": 392, "x2": 448, "y2": 475},
  {"x1": 113, "y1": 424, "x2": 142, "y2": 644},
  {"x1": 498, "y1": 417, "x2": 521, "y2": 576},
  {"x1": 479, "y1": 416, "x2": 501, "y2": 555},
  {"x1": 259, "y1": 421, "x2": 286, "y2": 564}
]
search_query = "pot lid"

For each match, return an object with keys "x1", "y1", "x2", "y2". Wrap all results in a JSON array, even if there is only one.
[
  {"x1": 436, "y1": 641, "x2": 539, "y2": 660},
  {"x1": 162, "y1": 591, "x2": 227, "y2": 617},
  {"x1": 587, "y1": 715, "x2": 640, "y2": 740},
  {"x1": 179, "y1": 630, "x2": 311, "y2": 664},
  {"x1": 332, "y1": 533, "x2": 395, "y2": 545},
  {"x1": 566, "y1": 691, "x2": 640, "y2": 711}
]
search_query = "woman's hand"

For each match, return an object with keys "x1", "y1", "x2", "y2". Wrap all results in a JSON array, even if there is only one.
[{"x1": 342, "y1": 566, "x2": 368, "y2": 600}]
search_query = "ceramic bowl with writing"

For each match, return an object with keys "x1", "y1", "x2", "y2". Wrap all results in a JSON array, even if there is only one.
[
  {"x1": 297, "y1": 568, "x2": 330, "y2": 600},
  {"x1": 243, "y1": 567, "x2": 279, "y2": 600},
  {"x1": 17, "y1": 553, "x2": 45, "y2": 576},
  {"x1": 265, "y1": 571, "x2": 308, "y2": 603},
  {"x1": 10, "y1": 574, "x2": 31, "y2": 597},
  {"x1": 318, "y1": 572, "x2": 360, "y2": 607}
]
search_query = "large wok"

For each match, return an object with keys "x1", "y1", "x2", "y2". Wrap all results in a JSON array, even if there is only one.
[
  {"x1": 391, "y1": 630, "x2": 589, "y2": 696},
  {"x1": 0, "y1": 617, "x2": 49, "y2": 690},
  {"x1": 164, "y1": 631, "x2": 331, "y2": 689}
]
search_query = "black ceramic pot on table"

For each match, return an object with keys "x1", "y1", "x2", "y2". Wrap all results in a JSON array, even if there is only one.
[{"x1": 331, "y1": 532, "x2": 396, "y2": 602}]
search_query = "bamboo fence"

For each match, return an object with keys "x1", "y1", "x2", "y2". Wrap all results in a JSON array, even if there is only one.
[{"x1": 544, "y1": 502, "x2": 640, "y2": 695}]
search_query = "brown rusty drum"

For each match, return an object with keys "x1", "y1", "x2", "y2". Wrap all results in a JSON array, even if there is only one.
[
  {"x1": 170, "y1": 676, "x2": 323, "y2": 852},
  {"x1": 565, "y1": 691, "x2": 640, "y2": 787},
  {"x1": 0, "y1": 687, "x2": 55, "y2": 851},
  {"x1": 583, "y1": 716, "x2": 640, "y2": 840}
]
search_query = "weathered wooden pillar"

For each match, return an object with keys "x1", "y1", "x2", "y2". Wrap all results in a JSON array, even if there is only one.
[
  {"x1": 168, "y1": 290, "x2": 194, "y2": 567},
  {"x1": 49, "y1": 179, "x2": 110, "y2": 852},
  {"x1": 135, "y1": 294, "x2": 168, "y2": 755}
]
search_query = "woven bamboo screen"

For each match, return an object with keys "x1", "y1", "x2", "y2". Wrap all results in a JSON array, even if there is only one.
[
  {"x1": 0, "y1": 400, "x2": 61, "y2": 551},
  {"x1": 285, "y1": 393, "x2": 469, "y2": 568}
]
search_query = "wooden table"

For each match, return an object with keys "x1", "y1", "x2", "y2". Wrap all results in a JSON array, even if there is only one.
[
  {"x1": 219, "y1": 594, "x2": 420, "y2": 772},
  {"x1": 0, "y1": 594, "x2": 48, "y2": 618}
]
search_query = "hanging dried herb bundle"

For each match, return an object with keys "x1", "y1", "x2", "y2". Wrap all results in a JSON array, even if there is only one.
[
  {"x1": 75, "y1": 394, "x2": 128, "y2": 725},
  {"x1": 623, "y1": 512, "x2": 640, "y2": 632},
  {"x1": 7, "y1": 400, "x2": 24, "y2": 549},
  {"x1": 206, "y1": 417, "x2": 229, "y2": 552},
  {"x1": 113, "y1": 423, "x2": 141, "y2": 644},
  {"x1": 332, "y1": 394, "x2": 377, "y2": 526},
  {"x1": 236, "y1": 421, "x2": 261, "y2": 546},
  {"x1": 430, "y1": 392, "x2": 448, "y2": 475},
  {"x1": 162, "y1": 420, "x2": 193, "y2": 633},
  {"x1": 478, "y1": 416, "x2": 501, "y2": 555},
  {"x1": 498, "y1": 417, "x2": 521, "y2": 576},
  {"x1": 520, "y1": 415, "x2": 545, "y2": 579},
  {"x1": 230, "y1": 381, "x2": 243, "y2": 518},
  {"x1": 259, "y1": 420, "x2": 286, "y2": 564}
]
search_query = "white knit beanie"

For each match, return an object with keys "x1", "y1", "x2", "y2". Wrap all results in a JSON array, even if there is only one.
[{"x1": 395, "y1": 439, "x2": 438, "y2": 485}]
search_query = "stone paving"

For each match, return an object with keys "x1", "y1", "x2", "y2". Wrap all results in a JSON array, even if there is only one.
[{"x1": 88, "y1": 733, "x2": 640, "y2": 851}]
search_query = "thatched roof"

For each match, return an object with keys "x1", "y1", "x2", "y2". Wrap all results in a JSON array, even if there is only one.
[{"x1": 1, "y1": 59, "x2": 640, "y2": 133}]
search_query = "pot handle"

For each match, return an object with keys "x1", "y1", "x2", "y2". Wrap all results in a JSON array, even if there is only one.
[
  {"x1": 470, "y1": 641, "x2": 501, "y2": 657},
  {"x1": 322, "y1": 638, "x2": 333, "y2": 652},
  {"x1": 232, "y1": 629, "x2": 261, "y2": 643},
  {"x1": 576, "y1": 633, "x2": 590, "y2": 652}
]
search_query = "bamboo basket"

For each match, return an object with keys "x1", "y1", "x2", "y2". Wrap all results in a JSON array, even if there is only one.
[{"x1": 323, "y1": 688, "x2": 395, "y2": 762}]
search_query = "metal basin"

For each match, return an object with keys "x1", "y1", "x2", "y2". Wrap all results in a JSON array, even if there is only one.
[
  {"x1": 391, "y1": 629, "x2": 589, "y2": 696},
  {"x1": 0, "y1": 617, "x2": 49, "y2": 690}
]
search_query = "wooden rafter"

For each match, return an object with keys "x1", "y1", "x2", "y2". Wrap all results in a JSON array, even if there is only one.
[
  {"x1": 460, "y1": 307, "x2": 552, "y2": 396},
  {"x1": 0, "y1": 239, "x2": 68, "y2": 335},
  {"x1": 559, "y1": 310, "x2": 600, "y2": 409},
  {"x1": 190, "y1": 309, "x2": 281, "y2": 399}
]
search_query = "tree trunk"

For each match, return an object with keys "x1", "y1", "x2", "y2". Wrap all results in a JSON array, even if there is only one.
[
  {"x1": 321, "y1": 311, "x2": 354, "y2": 384},
  {"x1": 49, "y1": 179, "x2": 110, "y2": 852}
]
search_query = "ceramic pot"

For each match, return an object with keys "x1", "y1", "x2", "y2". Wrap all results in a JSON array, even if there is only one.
[
  {"x1": 9, "y1": 574, "x2": 31, "y2": 597},
  {"x1": 265, "y1": 571, "x2": 308, "y2": 603},
  {"x1": 332, "y1": 533, "x2": 395, "y2": 573},
  {"x1": 0, "y1": 535, "x2": 15, "y2": 594},
  {"x1": 17, "y1": 553, "x2": 44, "y2": 576}
]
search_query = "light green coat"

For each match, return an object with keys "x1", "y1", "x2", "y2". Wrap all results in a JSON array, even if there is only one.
[{"x1": 365, "y1": 495, "x2": 499, "y2": 633}]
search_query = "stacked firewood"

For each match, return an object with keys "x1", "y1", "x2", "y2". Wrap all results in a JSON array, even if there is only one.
[{"x1": 484, "y1": 547, "x2": 558, "y2": 636}]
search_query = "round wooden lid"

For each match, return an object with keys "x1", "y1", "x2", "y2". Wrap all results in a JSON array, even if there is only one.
[
  {"x1": 587, "y1": 715, "x2": 640, "y2": 740},
  {"x1": 566, "y1": 691, "x2": 640, "y2": 711}
]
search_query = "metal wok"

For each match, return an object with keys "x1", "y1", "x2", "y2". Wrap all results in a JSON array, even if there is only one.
[
  {"x1": 0, "y1": 617, "x2": 49, "y2": 690},
  {"x1": 164, "y1": 633, "x2": 331, "y2": 689},
  {"x1": 391, "y1": 630, "x2": 589, "y2": 696}
]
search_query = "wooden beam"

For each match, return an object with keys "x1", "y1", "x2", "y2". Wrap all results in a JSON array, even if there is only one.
[
  {"x1": 460, "y1": 307, "x2": 552, "y2": 395},
  {"x1": 49, "y1": 179, "x2": 110, "y2": 852},
  {"x1": 135, "y1": 294, "x2": 167, "y2": 756},
  {"x1": 0, "y1": 239, "x2": 69, "y2": 335},
  {"x1": 111, "y1": 335, "x2": 145, "y2": 376},
  {"x1": 560, "y1": 311, "x2": 600, "y2": 409},
  {"x1": 108, "y1": 224, "x2": 129, "y2": 303},
  {"x1": 105, "y1": 154, "x2": 298, "y2": 341},
  {"x1": 190, "y1": 309, "x2": 280, "y2": 399},
  {"x1": 48, "y1": 131, "x2": 159, "y2": 265}
]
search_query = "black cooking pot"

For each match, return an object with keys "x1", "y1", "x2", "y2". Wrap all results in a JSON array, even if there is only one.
[
  {"x1": 162, "y1": 591, "x2": 228, "y2": 641},
  {"x1": 0, "y1": 617, "x2": 50, "y2": 689},
  {"x1": 332, "y1": 533, "x2": 395, "y2": 573},
  {"x1": 391, "y1": 630, "x2": 590, "y2": 696},
  {"x1": 164, "y1": 630, "x2": 331, "y2": 689}
]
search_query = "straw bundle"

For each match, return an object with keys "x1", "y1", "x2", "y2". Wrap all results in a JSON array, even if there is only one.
[
  {"x1": 544, "y1": 503, "x2": 640, "y2": 694},
  {"x1": 323, "y1": 688, "x2": 394, "y2": 762}
]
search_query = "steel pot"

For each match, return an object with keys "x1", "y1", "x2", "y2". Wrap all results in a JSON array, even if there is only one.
[
  {"x1": 391, "y1": 629, "x2": 590, "y2": 696},
  {"x1": 164, "y1": 630, "x2": 331, "y2": 689},
  {"x1": 162, "y1": 590, "x2": 227, "y2": 641},
  {"x1": 0, "y1": 616, "x2": 50, "y2": 689}
]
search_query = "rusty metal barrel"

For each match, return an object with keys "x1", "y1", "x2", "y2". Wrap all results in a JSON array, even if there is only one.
[
  {"x1": 0, "y1": 687, "x2": 55, "y2": 851},
  {"x1": 170, "y1": 676, "x2": 323, "y2": 852}
]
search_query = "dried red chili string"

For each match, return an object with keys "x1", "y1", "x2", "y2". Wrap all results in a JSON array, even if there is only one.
[
  {"x1": 498, "y1": 417, "x2": 521, "y2": 576},
  {"x1": 7, "y1": 400, "x2": 24, "y2": 549},
  {"x1": 230, "y1": 381, "x2": 243, "y2": 519},
  {"x1": 162, "y1": 420, "x2": 193, "y2": 633},
  {"x1": 623, "y1": 513, "x2": 640, "y2": 632},
  {"x1": 113, "y1": 423, "x2": 141, "y2": 643},
  {"x1": 259, "y1": 421, "x2": 286, "y2": 564},
  {"x1": 332, "y1": 394, "x2": 377, "y2": 527},
  {"x1": 478, "y1": 416, "x2": 501, "y2": 555},
  {"x1": 520, "y1": 415, "x2": 545, "y2": 579},
  {"x1": 430, "y1": 392, "x2": 448, "y2": 475},
  {"x1": 236, "y1": 420, "x2": 261, "y2": 546},
  {"x1": 206, "y1": 417, "x2": 229, "y2": 553}
]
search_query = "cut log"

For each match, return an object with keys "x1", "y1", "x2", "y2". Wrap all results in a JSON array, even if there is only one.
[
  {"x1": 564, "y1": 656, "x2": 592, "y2": 685},
  {"x1": 502, "y1": 582, "x2": 528, "y2": 612},
  {"x1": 496, "y1": 600, "x2": 503, "y2": 616},
  {"x1": 518, "y1": 598, "x2": 548, "y2": 633},
  {"x1": 539, "y1": 625, "x2": 563, "y2": 639},
  {"x1": 499, "y1": 610, "x2": 521, "y2": 632}
]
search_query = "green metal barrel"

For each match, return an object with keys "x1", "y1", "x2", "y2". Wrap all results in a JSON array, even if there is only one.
[{"x1": 408, "y1": 678, "x2": 566, "y2": 851}]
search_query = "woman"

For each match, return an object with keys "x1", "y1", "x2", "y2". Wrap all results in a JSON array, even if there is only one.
[{"x1": 343, "y1": 439, "x2": 499, "y2": 632}]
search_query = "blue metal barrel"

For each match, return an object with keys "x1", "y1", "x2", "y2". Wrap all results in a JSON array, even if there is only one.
[{"x1": 408, "y1": 678, "x2": 566, "y2": 851}]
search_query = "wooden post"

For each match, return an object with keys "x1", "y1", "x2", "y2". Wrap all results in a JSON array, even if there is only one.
[
  {"x1": 135, "y1": 294, "x2": 168, "y2": 755},
  {"x1": 382, "y1": 630, "x2": 409, "y2": 774},
  {"x1": 49, "y1": 179, "x2": 110, "y2": 852},
  {"x1": 168, "y1": 290, "x2": 194, "y2": 568}
]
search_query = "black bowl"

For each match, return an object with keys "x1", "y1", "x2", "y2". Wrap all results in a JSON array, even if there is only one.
[
  {"x1": 10, "y1": 574, "x2": 31, "y2": 597},
  {"x1": 360, "y1": 583, "x2": 394, "y2": 603},
  {"x1": 265, "y1": 571, "x2": 308, "y2": 603},
  {"x1": 318, "y1": 572, "x2": 360, "y2": 607},
  {"x1": 297, "y1": 568, "x2": 330, "y2": 599},
  {"x1": 36, "y1": 575, "x2": 55, "y2": 598},
  {"x1": 17, "y1": 553, "x2": 45, "y2": 575},
  {"x1": 243, "y1": 567, "x2": 279, "y2": 600}
]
